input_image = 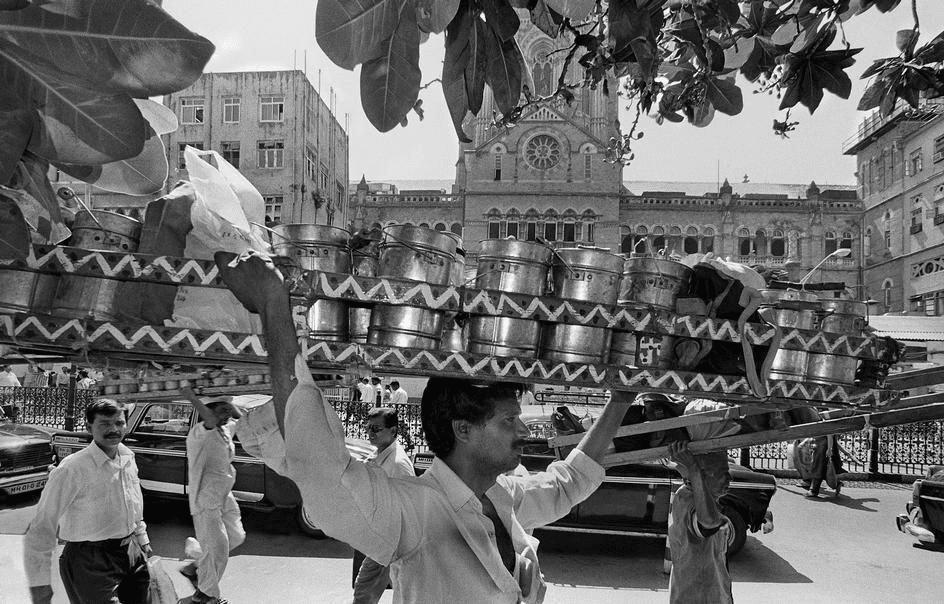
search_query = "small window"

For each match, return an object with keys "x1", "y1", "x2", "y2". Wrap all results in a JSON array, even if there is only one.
[
  {"x1": 320, "y1": 163, "x2": 329, "y2": 191},
  {"x1": 222, "y1": 97, "x2": 240, "y2": 123},
  {"x1": 306, "y1": 148, "x2": 317, "y2": 180},
  {"x1": 257, "y1": 140, "x2": 284, "y2": 168},
  {"x1": 771, "y1": 230, "x2": 785, "y2": 257},
  {"x1": 177, "y1": 142, "x2": 203, "y2": 169},
  {"x1": 494, "y1": 152, "x2": 502, "y2": 181},
  {"x1": 260, "y1": 95, "x2": 285, "y2": 122},
  {"x1": 221, "y1": 141, "x2": 240, "y2": 168},
  {"x1": 525, "y1": 221, "x2": 537, "y2": 241},
  {"x1": 909, "y1": 148, "x2": 923, "y2": 175},
  {"x1": 138, "y1": 403, "x2": 191, "y2": 435},
  {"x1": 563, "y1": 222, "x2": 576, "y2": 242},
  {"x1": 506, "y1": 221, "x2": 519, "y2": 239},
  {"x1": 934, "y1": 135, "x2": 944, "y2": 162},
  {"x1": 544, "y1": 221, "x2": 557, "y2": 241},
  {"x1": 264, "y1": 195, "x2": 283, "y2": 224},
  {"x1": 583, "y1": 153, "x2": 592, "y2": 180},
  {"x1": 840, "y1": 231, "x2": 853, "y2": 250},
  {"x1": 180, "y1": 98, "x2": 204, "y2": 124},
  {"x1": 488, "y1": 220, "x2": 500, "y2": 239}
]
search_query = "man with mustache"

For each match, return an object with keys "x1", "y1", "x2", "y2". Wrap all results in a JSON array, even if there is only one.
[
  {"x1": 24, "y1": 399, "x2": 152, "y2": 604},
  {"x1": 217, "y1": 251, "x2": 632, "y2": 603}
]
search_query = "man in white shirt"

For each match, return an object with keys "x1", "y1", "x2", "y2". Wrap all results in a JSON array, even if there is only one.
[
  {"x1": 216, "y1": 251, "x2": 632, "y2": 604},
  {"x1": 352, "y1": 407, "x2": 415, "y2": 604},
  {"x1": 23, "y1": 399, "x2": 152, "y2": 604},
  {"x1": 0, "y1": 364, "x2": 20, "y2": 387},
  {"x1": 387, "y1": 381, "x2": 408, "y2": 405},
  {"x1": 356, "y1": 378, "x2": 375, "y2": 404},
  {"x1": 179, "y1": 389, "x2": 245, "y2": 604}
]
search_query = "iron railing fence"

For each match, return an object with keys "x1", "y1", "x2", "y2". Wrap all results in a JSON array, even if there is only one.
[
  {"x1": 4, "y1": 386, "x2": 942, "y2": 474},
  {"x1": 0, "y1": 386, "x2": 96, "y2": 430}
]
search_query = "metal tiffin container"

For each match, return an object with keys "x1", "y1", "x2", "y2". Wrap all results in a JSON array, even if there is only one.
[
  {"x1": 468, "y1": 238, "x2": 552, "y2": 358},
  {"x1": 758, "y1": 288, "x2": 821, "y2": 382},
  {"x1": 540, "y1": 246, "x2": 623, "y2": 365},
  {"x1": 51, "y1": 210, "x2": 142, "y2": 321},
  {"x1": 368, "y1": 225, "x2": 458, "y2": 350},
  {"x1": 271, "y1": 224, "x2": 351, "y2": 342},
  {"x1": 806, "y1": 297, "x2": 868, "y2": 386}
]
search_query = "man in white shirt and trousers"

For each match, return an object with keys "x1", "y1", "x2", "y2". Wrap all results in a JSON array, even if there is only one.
[
  {"x1": 23, "y1": 399, "x2": 152, "y2": 604},
  {"x1": 352, "y1": 407, "x2": 415, "y2": 603},
  {"x1": 179, "y1": 389, "x2": 246, "y2": 604},
  {"x1": 216, "y1": 251, "x2": 632, "y2": 604}
]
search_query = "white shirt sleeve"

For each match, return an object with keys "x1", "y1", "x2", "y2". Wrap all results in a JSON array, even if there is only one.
[
  {"x1": 23, "y1": 464, "x2": 77, "y2": 587},
  {"x1": 509, "y1": 448, "x2": 606, "y2": 531}
]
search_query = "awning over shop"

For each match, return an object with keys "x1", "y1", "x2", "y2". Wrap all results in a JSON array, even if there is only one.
[{"x1": 867, "y1": 315, "x2": 944, "y2": 342}]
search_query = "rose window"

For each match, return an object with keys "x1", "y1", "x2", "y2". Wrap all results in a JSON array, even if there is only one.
[{"x1": 525, "y1": 135, "x2": 561, "y2": 170}]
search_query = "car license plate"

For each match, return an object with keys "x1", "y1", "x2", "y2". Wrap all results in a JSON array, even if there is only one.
[{"x1": 7, "y1": 478, "x2": 47, "y2": 494}]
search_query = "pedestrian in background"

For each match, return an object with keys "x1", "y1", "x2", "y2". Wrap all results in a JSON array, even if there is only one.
[
  {"x1": 356, "y1": 378, "x2": 375, "y2": 405},
  {"x1": 179, "y1": 388, "x2": 245, "y2": 604},
  {"x1": 0, "y1": 364, "x2": 20, "y2": 387},
  {"x1": 76, "y1": 370, "x2": 96, "y2": 390},
  {"x1": 370, "y1": 377, "x2": 382, "y2": 405},
  {"x1": 352, "y1": 408, "x2": 415, "y2": 604},
  {"x1": 388, "y1": 380, "x2": 408, "y2": 405},
  {"x1": 667, "y1": 441, "x2": 734, "y2": 604},
  {"x1": 24, "y1": 399, "x2": 152, "y2": 604}
]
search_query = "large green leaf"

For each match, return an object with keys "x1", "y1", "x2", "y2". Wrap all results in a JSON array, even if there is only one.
[
  {"x1": 479, "y1": 0, "x2": 519, "y2": 42},
  {"x1": 0, "y1": 108, "x2": 33, "y2": 185},
  {"x1": 484, "y1": 24, "x2": 523, "y2": 115},
  {"x1": 54, "y1": 126, "x2": 168, "y2": 195},
  {"x1": 0, "y1": 0, "x2": 214, "y2": 97},
  {"x1": 0, "y1": 43, "x2": 147, "y2": 164},
  {"x1": 317, "y1": 0, "x2": 408, "y2": 70},
  {"x1": 359, "y1": 2, "x2": 421, "y2": 132},
  {"x1": 544, "y1": 0, "x2": 594, "y2": 20},
  {"x1": 443, "y1": 1, "x2": 471, "y2": 142},
  {"x1": 705, "y1": 75, "x2": 743, "y2": 115},
  {"x1": 466, "y1": 16, "x2": 487, "y2": 115}
]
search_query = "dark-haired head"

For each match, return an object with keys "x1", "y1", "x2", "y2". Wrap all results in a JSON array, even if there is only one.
[
  {"x1": 85, "y1": 398, "x2": 126, "y2": 424},
  {"x1": 421, "y1": 378, "x2": 524, "y2": 458}
]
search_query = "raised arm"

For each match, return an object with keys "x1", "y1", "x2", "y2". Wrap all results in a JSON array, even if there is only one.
[
  {"x1": 179, "y1": 386, "x2": 218, "y2": 428},
  {"x1": 574, "y1": 389, "x2": 634, "y2": 464},
  {"x1": 669, "y1": 441, "x2": 723, "y2": 529}
]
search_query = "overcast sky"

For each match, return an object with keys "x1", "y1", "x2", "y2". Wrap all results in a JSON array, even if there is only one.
[{"x1": 162, "y1": 1, "x2": 944, "y2": 186}]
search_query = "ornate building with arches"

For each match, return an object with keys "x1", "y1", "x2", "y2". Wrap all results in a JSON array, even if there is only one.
[{"x1": 350, "y1": 11, "x2": 863, "y2": 291}]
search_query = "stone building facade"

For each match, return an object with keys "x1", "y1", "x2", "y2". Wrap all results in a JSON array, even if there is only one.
[
  {"x1": 844, "y1": 100, "x2": 944, "y2": 315},
  {"x1": 351, "y1": 12, "x2": 861, "y2": 292},
  {"x1": 162, "y1": 70, "x2": 349, "y2": 226}
]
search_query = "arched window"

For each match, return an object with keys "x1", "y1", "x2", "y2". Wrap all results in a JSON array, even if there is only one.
[
  {"x1": 486, "y1": 209, "x2": 501, "y2": 239},
  {"x1": 533, "y1": 49, "x2": 554, "y2": 96},
  {"x1": 668, "y1": 226, "x2": 682, "y2": 255},
  {"x1": 652, "y1": 226, "x2": 665, "y2": 254},
  {"x1": 770, "y1": 229, "x2": 785, "y2": 257},
  {"x1": 753, "y1": 228, "x2": 767, "y2": 256},
  {"x1": 840, "y1": 231, "x2": 853, "y2": 250},
  {"x1": 824, "y1": 230, "x2": 837, "y2": 255},
  {"x1": 683, "y1": 226, "x2": 699, "y2": 254},
  {"x1": 581, "y1": 209, "x2": 595, "y2": 243},
  {"x1": 434, "y1": 222, "x2": 446, "y2": 231},
  {"x1": 581, "y1": 145, "x2": 595, "y2": 180},
  {"x1": 621, "y1": 232, "x2": 635, "y2": 254},
  {"x1": 702, "y1": 227, "x2": 715, "y2": 253},
  {"x1": 633, "y1": 225, "x2": 649, "y2": 254},
  {"x1": 506, "y1": 209, "x2": 520, "y2": 239},
  {"x1": 419, "y1": 222, "x2": 430, "y2": 229},
  {"x1": 523, "y1": 209, "x2": 539, "y2": 241},
  {"x1": 450, "y1": 223, "x2": 463, "y2": 237},
  {"x1": 491, "y1": 144, "x2": 506, "y2": 181},
  {"x1": 544, "y1": 210, "x2": 559, "y2": 241},
  {"x1": 864, "y1": 227, "x2": 873, "y2": 257},
  {"x1": 738, "y1": 227, "x2": 751, "y2": 256}
]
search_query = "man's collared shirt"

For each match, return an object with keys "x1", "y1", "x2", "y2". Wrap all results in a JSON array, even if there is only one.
[
  {"x1": 187, "y1": 420, "x2": 237, "y2": 513},
  {"x1": 23, "y1": 442, "x2": 148, "y2": 587},
  {"x1": 388, "y1": 387, "x2": 408, "y2": 405},
  {"x1": 279, "y1": 364, "x2": 605, "y2": 604},
  {"x1": 368, "y1": 441, "x2": 414, "y2": 479}
]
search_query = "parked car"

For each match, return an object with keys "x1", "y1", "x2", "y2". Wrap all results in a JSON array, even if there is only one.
[
  {"x1": 50, "y1": 395, "x2": 372, "y2": 536},
  {"x1": 0, "y1": 404, "x2": 56, "y2": 499},
  {"x1": 413, "y1": 405, "x2": 776, "y2": 556},
  {"x1": 896, "y1": 465, "x2": 944, "y2": 546}
]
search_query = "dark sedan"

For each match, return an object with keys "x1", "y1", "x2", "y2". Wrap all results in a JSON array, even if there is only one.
[{"x1": 0, "y1": 405, "x2": 56, "y2": 498}]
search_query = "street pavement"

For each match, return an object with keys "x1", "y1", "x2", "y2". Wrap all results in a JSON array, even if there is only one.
[{"x1": 2, "y1": 479, "x2": 943, "y2": 604}]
